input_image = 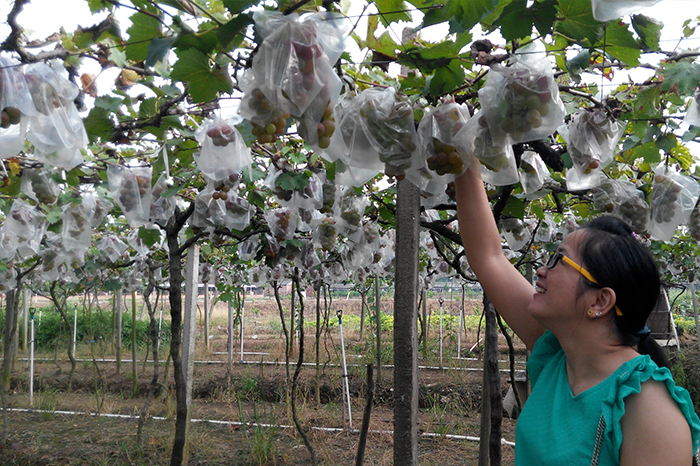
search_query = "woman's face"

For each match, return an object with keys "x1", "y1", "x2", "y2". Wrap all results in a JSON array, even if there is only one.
[{"x1": 529, "y1": 230, "x2": 593, "y2": 327}]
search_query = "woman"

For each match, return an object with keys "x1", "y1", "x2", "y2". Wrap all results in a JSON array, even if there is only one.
[{"x1": 454, "y1": 159, "x2": 700, "y2": 466}]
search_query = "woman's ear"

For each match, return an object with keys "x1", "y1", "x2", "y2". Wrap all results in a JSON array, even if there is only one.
[{"x1": 587, "y1": 287, "x2": 617, "y2": 318}]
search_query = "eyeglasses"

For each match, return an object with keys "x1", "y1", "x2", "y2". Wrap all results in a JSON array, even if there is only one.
[{"x1": 544, "y1": 251, "x2": 624, "y2": 317}]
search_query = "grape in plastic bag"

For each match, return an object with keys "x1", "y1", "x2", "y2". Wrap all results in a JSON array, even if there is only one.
[
  {"x1": 91, "y1": 194, "x2": 114, "y2": 228},
  {"x1": 648, "y1": 165, "x2": 700, "y2": 241},
  {"x1": 501, "y1": 217, "x2": 532, "y2": 252},
  {"x1": 314, "y1": 215, "x2": 337, "y2": 252},
  {"x1": 333, "y1": 187, "x2": 369, "y2": 243},
  {"x1": 150, "y1": 174, "x2": 176, "y2": 225},
  {"x1": 0, "y1": 198, "x2": 47, "y2": 261},
  {"x1": 21, "y1": 167, "x2": 59, "y2": 205},
  {"x1": 191, "y1": 189, "x2": 228, "y2": 231},
  {"x1": 0, "y1": 54, "x2": 35, "y2": 159},
  {"x1": 238, "y1": 235, "x2": 260, "y2": 262},
  {"x1": 24, "y1": 60, "x2": 87, "y2": 169},
  {"x1": 560, "y1": 109, "x2": 625, "y2": 190},
  {"x1": 250, "y1": 11, "x2": 350, "y2": 118},
  {"x1": 98, "y1": 234, "x2": 128, "y2": 263},
  {"x1": 194, "y1": 117, "x2": 252, "y2": 181},
  {"x1": 688, "y1": 199, "x2": 700, "y2": 241},
  {"x1": 108, "y1": 165, "x2": 153, "y2": 228},
  {"x1": 264, "y1": 208, "x2": 297, "y2": 242},
  {"x1": 223, "y1": 193, "x2": 255, "y2": 231},
  {"x1": 478, "y1": 41, "x2": 565, "y2": 146},
  {"x1": 518, "y1": 150, "x2": 550, "y2": 195},
  {"x1": 591, "y1": 0, "x2": 662, "y2": 21},
  {"x1": 62, "y1": 194, "x2": 96, "y2": 255},
  {"x1": 127, "y1": 228, "x2": 150, "y2": 257},
  {"x1": 419, "y1": 102, "x2": 472, "y2": 179},
  {"x1": 591, "y1": 177, "x2": 649, "y2": 234},
  {"x1": 684, "y1": 88, "x2": 700, "y2": 127},
  {"x1": 464, "y1": 115, "x2": 519, "y2": 186}
]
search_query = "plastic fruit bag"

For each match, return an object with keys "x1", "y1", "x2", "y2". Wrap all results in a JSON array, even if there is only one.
[
  {"x1": 0, "y1": 198, "x2": 47, "y2": 260},
  {"x1": 478, "y1": 41, "x2": 565, "y2": 146},
  {"x1": 357, "y1": 86, "x2": 420, "y2": 179},
  {"x1": 334, "y1": 188, "x2": 369, "y2": 242},
  {"x1": 468, "y1": 116, "x2": 519, "y2": 186},
  {"x1": 684, "y1": 88, "x2": 700, "y2": 127},
  {"x1": 518, "y1": 150, "x2": 549, "y2": 195},
  {"x1": 194, "y1": 117, "x2": 252, "y2": 181},
  {"x1": 223, "y1": 193, "x2": 255, "y2": 231},
  {"x1": 689, "y1": 199, "x2": 700, "y2": 241},
  {"x1": 107, "y1": 165, "x2": 153, "y2": 228},
  {"x1": 314, "y1": 215, "x2": 337, "y2": 252},
  {"x1": 98, "y1": 234, "x2": 127, "y2": 263},
  {"x1": 591, "y1": 0, "x2": 662, "y2": 21},
  {"x1": 0, "y1": 54, "x2": 35, "y2": 159},
  {"x1": 419, "y1": 102, "x2": 473, "y2": 179},
  {"x1": 126, "y1": 228, "x2": 150, "y2": 257},
  {"x1": 62, "y1": 194, "x2": 96, "y2": 255},
  {"x1": 237, "y1": 235, "x2": 260, "y2": 261},
  {"x1": 250, "y1": 10, "x2": 350, "y2": 117},
  {"x1": 560, "y1": 109, "x2": 626, "y2": 190},
  {"x1": 534, "y1": 213, "x2": 555, "y2": 243},
  {"x1": 191, "y1": 189, "x2": 228, "y2": 231},
  {"x1": 501, "y1": 217, "x2": 531, "y2": 252},
  {"x1": 265, "y1": 207, "x2": 297, "y2": 242},
  {"x1": 591, "y1": 178, "x2": 649, "y2": 234},
  {"x1": 150, "y1": 174, "x2": 176, "y2": 225},
  {"x1": 298, "y1": 240, "x2": 320, "y2": 270},
  {"x1": 648, "y1": 165, "x2": 700, "y2": 240},
  {"x1": 21, "y1": 167, "x2": 59, "y2": 205},
  {"x1": 24, "y1": 60, "x2": 87, "y2": 169},
  {"x1": 295, "y1": 84, "x2": 341, "y2": 151},
  {"x1": 91, "y1": 194, "x2": 114, "y2": 228}
]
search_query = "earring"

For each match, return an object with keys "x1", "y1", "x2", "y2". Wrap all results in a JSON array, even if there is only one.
[{"x1": 587, "y1": 310, "x2": 595, "y2": 317}]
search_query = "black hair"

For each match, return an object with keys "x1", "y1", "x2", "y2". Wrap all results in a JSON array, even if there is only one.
[{"x1": 576, "y1": 216, "x2": 670, "y2": 369}]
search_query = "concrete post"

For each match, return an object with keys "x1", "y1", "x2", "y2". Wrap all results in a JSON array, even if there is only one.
[
  {"x1": 115, "y1": 289, "x2": 122, "y2": 375},
  {"x1": 393, "y1": 177, "x2": 421, "y2": 466},
  {"x1": 182, "y1": 244, "x2": 199, "y2": 409}
]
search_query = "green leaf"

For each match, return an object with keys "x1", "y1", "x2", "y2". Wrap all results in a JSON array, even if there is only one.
[
  {"x1": 655, "y1": 134, "x2": 677, "y2": 154},
  {"x1": 170, "y1": 48, "x2": 233, "y2": 103},
  {"x1": 503, "y1": 195, "x2": 526, "y2": 218},
  {"x1": 84, "y1": 106, "x2": 114, "y2": 143},
  {"x1": 566, "y1": 49, "x2": 591, "y2": 83},
  {"x1": 217, "y1": 14, "x2": 252, "y2": 50},
  {"x1": 555, "y1": 0, "x2": 603, "y2": 44},
  {"x1": 631, "y1": 14, "x2": 662, "y2": 52},
  {"x1": 222, "y1": 0, "x2": 259, "y2": 15},
  {"x1": 428, "y1": 60, "x2": 465, "y2": 96},
  {"x1": 497, "y1": 0, "x2": 534, "y2": 41},
  {"x1": 660, "y1": 61, "x2": 700, "y2": 96},
  {"x1": 146, "y1": 36, "x2": 177, "y2": 68},
  {"x1": 138, "y1": 227, "x2": 161, "y2": 247},
  {"x1": 248, "y1": 190, "x2": 266, "y2": 210},
  {"x1": 125, "y1": 12, "x2": 162, "y2": 62},
  {"x1": 632, "y1": 86, "x2": 662, "y2": 119},
  {"x1": 87, "y1": 0, "x2": 110, "y2": 13},
  {"x1": 374, "y1": 0, "x2": 412, "y2": 26},
  {"x1": 600, "y1": 21, "x2": 641, "y2": 67},
  {"x1": 173, "y1": 29, "x2": 219, "y2": 55},
  {"x1": 671, "y1": 144, "x2": 693, "y2": 170},
  {"x1": 276, "y1": 171, "x2": 310, "y2": 192},
  {"x1": 421, "y1": 0, "x2": 499, "y2": 34},
  {"x1": 531, "y1": 0, "x2": 558, "y2": 36},
  {"x1": 45, "y1": 206, "x2": 63, "y2": 225},
  {"x1": 625, "y1": 141, "x2": 661, "y2": 165}
]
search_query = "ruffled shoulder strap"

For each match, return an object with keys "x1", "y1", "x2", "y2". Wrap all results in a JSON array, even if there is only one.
[{"x1": 601, "y1": 355, "x2": 700, "y2": 464}]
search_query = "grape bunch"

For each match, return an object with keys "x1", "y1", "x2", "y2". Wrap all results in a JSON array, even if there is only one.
[
  {"x1": 314, "y1": 102, "x2": 336, "y2": 149},
  {"x1": 118, "y1": 172, "x2": 150, "y2": 212},
  {"x1": 24, "y1": 170, "x2": 57, "y2": 204},
  {"x1": 211, "y1": 173, "x2": 240, "y2": 201},
  {"x1": 426, "y1": 138, "x2": 465, "y2": 176},
  {"x1": 617, "y1": 193, "x2": 649, "y2": 234},
  {"x1": 224, "y1": 195, "x2": 250, "y2": 217},
  {"x1": 649, "y1": 173, "x2": 682, "y2": 224},
  {"x1": 65, "y1": 209, "x2": 87, "y2": 239},
  {"x1": 568, "y1": 110, "x2": 619, "y2": 174},
  {"x1": 317, "y1": 216, "x2": 337, "y2": 251},
  {"x1": 501, "y1": 218, "x2": 528, "y2": 242},
  {"x1": 247, "y1": 88, "x2": 291, "y2": 144},
  {"x1": 474, "y1": 119, "x2": 511, "y2": 172},
  {"x1": 340, "y1": 205, "x2": 362, "y2": 226},
  {"x1": 689, "y1": 201, "x2": 700, "y2": 241},
  {"x1": 0, "y1": 107, "x2": 20, "y2": 129},
  {"x1": 520, "y1": 159, "x2": 538, "y2": 176},
  {"x1": 497, "y1": 74, "x2": 555, "y2": 138},
  {"x1": 206, "y1": 122, "x2": 236, "y2": 147},
  {"x1": 24, "y1": 74, "x2": 70, "y2": 115},
  {"x1": 321, "y1": 179, "x2": 335, "y2": 214},
  {"x1": 591, "y1": 183, "x2": 616, "y2": 213},
  {"x1": 445, "y1": 182, "x2": 456, "y2": 201},
  {"x1": 270, "y1": 210, "x2": 292, "y2": 241},
  {"x1": 359, "y1": 95, "x2": 417, "y2": 178}
]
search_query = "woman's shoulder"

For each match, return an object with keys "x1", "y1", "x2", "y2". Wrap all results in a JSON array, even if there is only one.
[{"x1": 602, "y1": 355, "x2": 700, "y2": 464}]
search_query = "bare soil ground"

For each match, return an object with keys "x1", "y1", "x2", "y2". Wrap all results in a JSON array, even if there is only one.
[{"x1": 2, "y1": 294, "x2": 695, "y2": 465}]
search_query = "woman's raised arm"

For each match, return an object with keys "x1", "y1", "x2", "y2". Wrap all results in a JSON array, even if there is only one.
[{"x1": 454, "y1": 161, "x2": 546, "y2": 350}]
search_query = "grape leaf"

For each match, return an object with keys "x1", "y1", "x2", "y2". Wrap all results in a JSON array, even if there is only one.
[
  {"x1": 429, "y1": 60, "x2": 465, "y2": 96},
  {"x1": 420, "y1": 0, "x2": 499, "y2": 34},
  {"x1": 555, "y1": 0, "x2": 603, "y2": 44},
  {"x1": 631, "y1": 86, "x2": 662, "y2": 119},
  {"x1": 660, "y1": 61, "x2": 700, "y2": 96},
  {"x1": 170, "y1": 49, "x2": 233, "y2": 103},
  {"x1": 216, "y1": 14, "x2": 252, "y2": 51},
  {"x1": 496, "y1": 0, "x2": 533, "y2": 41},
  {"x1": 655, "y1": 134, "x2": 677, "y2": 154},
  {"x1": 276, "y1": 172, "x2": 310, "y2": 192},
  {"x1": 600, "y1": 21, "x2": 641, "y2": 67},
  {"x1": 222, "y1": 0, "x2": 258, "y2": 15},
  {"x1": 671, "y1": 144, "x2": 693, "y2": 170},
  {"x1": 374, "y1": 0, "x2": 411, "y2": 26},
  {"x1": 146, "y1": 36, "x2": 177, "y2": 68},
  {"x1": 125, "y1": 12, "x2": 162, "y2": 61},
  {"x1": 566, "y1": 49, "x2": 591, "y2": 83},
  {"x1": 631, "y1": 14, "x2": 662, "y2": 52},
  {"x1": 84, "y1": 106, "x2": 114, "y2": 143}
]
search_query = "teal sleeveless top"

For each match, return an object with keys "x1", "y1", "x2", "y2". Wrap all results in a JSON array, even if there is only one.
[{"x1": 515, "y1": 331, "x2": 700, "y2": 465}]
